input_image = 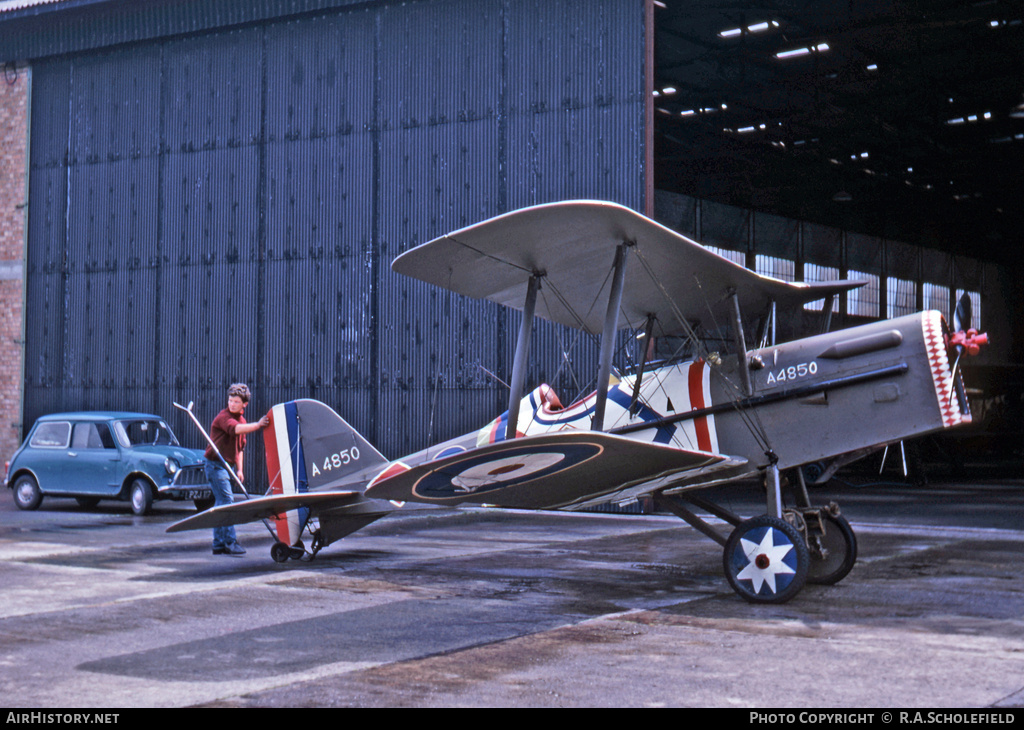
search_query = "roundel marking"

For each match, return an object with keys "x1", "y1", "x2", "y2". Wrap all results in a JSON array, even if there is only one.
[
  {"x1": 451, "y1": 452, "x2": 566, "y2": 490},
  {"x1": 412, "y1": 442, "x2": 602, "y2": 501}
]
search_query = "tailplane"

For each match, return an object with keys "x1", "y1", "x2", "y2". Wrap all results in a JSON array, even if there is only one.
[{"x1": 265, "y1": 399, "x2": 389, "y2": 545}]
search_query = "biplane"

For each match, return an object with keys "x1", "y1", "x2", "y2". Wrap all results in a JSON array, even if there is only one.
[{"x1": 168, "y1": 200, "x2": 987, "y2": 603}]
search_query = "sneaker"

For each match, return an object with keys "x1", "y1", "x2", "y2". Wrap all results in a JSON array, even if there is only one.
[{"x1": 213, "y1": 543, "x2": 246, "y2": 556}]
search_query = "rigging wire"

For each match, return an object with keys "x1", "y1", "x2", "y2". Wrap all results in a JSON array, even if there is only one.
[{"x1": 631, "y1": 244, "x2": 775, "y2": 456}]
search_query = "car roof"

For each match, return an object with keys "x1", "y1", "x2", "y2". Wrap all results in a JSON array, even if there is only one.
[{"x1": 34, "y1": 412, "x2": 167, "y2": 422}]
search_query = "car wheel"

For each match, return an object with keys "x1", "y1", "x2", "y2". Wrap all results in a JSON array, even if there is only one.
[
  {"x1": 129, "y1": 478, "x2": 154, "y2": 516},
  {"x1": 13, "y1": 474, "x2": 42, "y2": 511}
]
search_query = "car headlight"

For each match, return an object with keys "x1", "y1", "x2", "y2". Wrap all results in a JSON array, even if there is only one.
[{"x1": 164, "y1": 457, "x2": 180, "y2": 475}]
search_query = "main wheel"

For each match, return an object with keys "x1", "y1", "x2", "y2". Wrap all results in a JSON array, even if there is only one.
[
  {"x1": 129, "y1": 478, "x2": 154, "y2": 516},
  {"x1": 724, "y1": 515, "x2": 809, "y2": 603},
  {"x1": 806, "y1": 512, "x2": 857, "y2": 585},
  {"x1": 13, "y1": 474, "x2": 42, "y2": 511}
]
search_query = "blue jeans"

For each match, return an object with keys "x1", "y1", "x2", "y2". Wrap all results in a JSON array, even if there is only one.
[{"x1": 205, "y1": 460, "x2": 238, "y2": 549}]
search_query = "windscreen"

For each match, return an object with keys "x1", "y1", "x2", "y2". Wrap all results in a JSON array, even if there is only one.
[{"x1": 114, "y1": 419, "x2": 179, "y2": 448}]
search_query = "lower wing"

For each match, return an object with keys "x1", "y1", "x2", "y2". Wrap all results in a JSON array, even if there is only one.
[{"x1": 364, "y1": 431, "x2": 747, "y2": 510}]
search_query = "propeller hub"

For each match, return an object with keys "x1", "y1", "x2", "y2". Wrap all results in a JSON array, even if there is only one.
[{"x1": 946, "y1": 329, "x2": 989, "y2": 357}]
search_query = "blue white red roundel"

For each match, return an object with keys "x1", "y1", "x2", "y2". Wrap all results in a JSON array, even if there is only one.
[{"x1": 412, "y1": 443, "x2": 601, "y2": 501}]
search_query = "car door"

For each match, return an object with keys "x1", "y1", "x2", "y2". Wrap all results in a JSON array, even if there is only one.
[
  {"x1": 67, "y1": 421, "x2": 123, "y2": 496},
  {"x1": 24, "y1": 420, "x2": 72, "y2": 492}
]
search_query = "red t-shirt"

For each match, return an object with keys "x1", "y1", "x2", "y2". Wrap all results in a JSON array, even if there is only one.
[{"x1": 205, "y1": 408, "x2": 247, "y2": 466}]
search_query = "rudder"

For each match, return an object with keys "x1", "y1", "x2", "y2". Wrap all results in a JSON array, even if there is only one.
[{"x1": 264, "y1": 399, "x2": 389, "y2": 546}]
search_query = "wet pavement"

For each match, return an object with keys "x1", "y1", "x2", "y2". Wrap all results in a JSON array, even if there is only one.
[{"x1": 1, "y1": 476, "x2": 1022, "y2": 708}]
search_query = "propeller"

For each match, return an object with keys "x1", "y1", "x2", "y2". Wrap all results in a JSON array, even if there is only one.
[
  {"x1": 946, "y1": 292, "x2": 989, "y2": 405},
  {"x1": 953, "y1": 292, "x2": 971, "y2": 335}
]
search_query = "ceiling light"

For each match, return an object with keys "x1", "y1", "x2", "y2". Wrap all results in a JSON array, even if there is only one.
[
  {"x1": 777, "y1": 47, "x2": 810, "y2": 59},
  {"x1": 946, "y1": 111, "x2": 993, "y2": 125},
  {"x1": 776, "y1": 43, "x2": 829, "y2": 60},
  {"x1": 718, "y1": 20, "x2": 779, "y2": 39}
]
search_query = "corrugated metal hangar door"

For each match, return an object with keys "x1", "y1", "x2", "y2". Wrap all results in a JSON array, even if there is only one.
[{"x1": 23, "y1": 0, "x2": 647, "y2": 486}]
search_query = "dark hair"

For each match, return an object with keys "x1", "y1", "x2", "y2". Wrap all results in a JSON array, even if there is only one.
[{"x1": 227, "y1": 383, "x2": 251, "y2": 403}]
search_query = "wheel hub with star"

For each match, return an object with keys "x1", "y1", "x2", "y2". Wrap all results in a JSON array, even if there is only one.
[{"x1": 723, "y1": 515, "x2": 810, "y2": 603}]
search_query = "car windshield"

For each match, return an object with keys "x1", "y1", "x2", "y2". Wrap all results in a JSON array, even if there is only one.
[{"x1": 113, "y1": 419, "x2": 179, "y2": 448}]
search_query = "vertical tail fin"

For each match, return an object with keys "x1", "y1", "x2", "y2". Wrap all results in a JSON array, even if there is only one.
[{"x1": 264, "y1": 399, "x2": 388, "y2": 546}]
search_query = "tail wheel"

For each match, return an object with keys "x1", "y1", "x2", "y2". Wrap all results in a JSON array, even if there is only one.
[
  {"x1": 270, "y1": 542, "x2": 291, "y2": 563},
  {"x1": 270, "y1": 540, "x2": 305, "y2": 563},
  {"x1": 806, "y1": 512, "x2": 858, "y2": 585},
  {"x1": 724, "y1": 515, "x2": 809, "y2": 603}
]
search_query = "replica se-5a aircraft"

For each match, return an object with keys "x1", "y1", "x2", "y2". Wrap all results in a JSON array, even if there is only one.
[{"x1": 168, "y1": 200, "x2": 987, "y2": 603}]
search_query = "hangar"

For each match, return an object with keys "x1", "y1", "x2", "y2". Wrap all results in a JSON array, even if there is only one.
[{"x1": 0, "y1": 0, "x2": 1020, "y2": 484}]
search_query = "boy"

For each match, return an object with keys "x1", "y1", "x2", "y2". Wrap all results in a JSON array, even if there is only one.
[{"x1": 205, "y1": 383, "x2": 269, "y2": 555}]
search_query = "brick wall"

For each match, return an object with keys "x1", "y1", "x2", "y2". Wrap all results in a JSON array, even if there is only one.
[{"x1": 0, "y1": 64, "x2": 28, "y2": 468}]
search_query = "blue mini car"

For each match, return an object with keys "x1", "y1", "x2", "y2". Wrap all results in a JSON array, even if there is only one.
[{"x1": 5, "y1": 412, "x2": 213, "y2": 515}]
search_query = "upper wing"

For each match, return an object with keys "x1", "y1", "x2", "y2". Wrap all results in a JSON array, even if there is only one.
[
  {"x1": 392, "y1": 200, "x2": 864, "y2": 337},
  {"x1": 363, "y1": 430, "x2": 746, "y2": 510},
  {"x1": 165, "y1": 491, "x2": 386, "y2": 533}
]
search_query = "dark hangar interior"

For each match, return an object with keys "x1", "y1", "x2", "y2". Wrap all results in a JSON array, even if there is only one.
[{"x1": 652, "y1": 0, "x2": 1024, "y2": 268}]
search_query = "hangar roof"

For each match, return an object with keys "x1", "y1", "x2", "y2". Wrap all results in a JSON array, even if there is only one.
[{"x1": 652, "y1": 0, "x2": 1024, "y2": 264}]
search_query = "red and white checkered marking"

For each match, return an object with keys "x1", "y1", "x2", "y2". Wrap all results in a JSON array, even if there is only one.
[{"x1": 922, "y1": 311, "x2": 969, "y2": 428}]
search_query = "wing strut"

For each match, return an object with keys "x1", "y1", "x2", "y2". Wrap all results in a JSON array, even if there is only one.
[
  {"x1": 728, "y1": 291, "x2": 753, "y2": 397},
  {"x1": 592, "y1": 242, "x2": 630, "y2": 431},
  {"x1": 506, "y1": 273, "x2": 542, "y2": 440},
  {"x1": 629, "y1": 313, "x2": 656, "y2": 414}
]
